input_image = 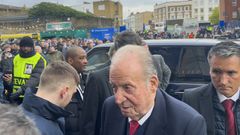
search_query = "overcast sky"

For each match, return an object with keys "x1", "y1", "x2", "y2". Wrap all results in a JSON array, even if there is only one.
[{"x1": 0, "y1": 0, "x2": 177, "y2": 18}]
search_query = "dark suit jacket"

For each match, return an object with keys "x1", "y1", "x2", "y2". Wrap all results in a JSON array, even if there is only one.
[
  {"x1": 101, "y1": 90, "x2": 207, "y2": 135},
  {"x1": 65, "y1": 74, "x2": 86, "y2": 135},
  {"x1": 182, "y1": 83, "x2": 216, "y2": 135},
  {"x1": 152, "y1": 54, "x2": 171, "y2": 90},
  {"x1": 82, "y1": 65, "x2": 113, "y2": 135}
]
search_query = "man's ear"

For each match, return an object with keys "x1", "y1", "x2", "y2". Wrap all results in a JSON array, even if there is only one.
[
  {"x1": 60, "y1": 86, "x2": 69, "y2": 99},
  {"x1": 149, "y1": 75, "x2": 159, "y2": 93},
  {"x1": 67, "y1": 58, "x2": 73, "y2": 65}
]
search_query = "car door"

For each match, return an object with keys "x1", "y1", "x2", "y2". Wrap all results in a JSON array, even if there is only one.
[{"x1": 149, "y1": 45, "x2": 211, "y2": 99}]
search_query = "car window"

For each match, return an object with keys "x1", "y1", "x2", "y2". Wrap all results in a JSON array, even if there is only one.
[
  {"x1": 149, "y1": 46, "x2": 211, "y2": 82},
  {"x1": 86, "y1": 48, "x2": 109, "y2": 71}
]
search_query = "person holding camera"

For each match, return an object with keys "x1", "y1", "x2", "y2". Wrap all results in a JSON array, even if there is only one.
[
  {"x1": 0, "y1": 44, "x2": 13, "y2": 101},
  {"x1": 3, "y1": 37, "x2": 47, "y2": 104}
]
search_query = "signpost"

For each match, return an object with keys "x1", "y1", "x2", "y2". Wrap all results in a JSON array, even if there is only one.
[
  {"x1": 219, "y1": 20, "x2": 225, "y2": 28},
  {"x1": 46, "y1": 22, "x2": 72, "y2": 31},
  {"x1": 40, "y1": 29, "x2": 87, "y2": 39},
  {"x1": 90, "y1": 27, "x2": 115, "y2": 40}
]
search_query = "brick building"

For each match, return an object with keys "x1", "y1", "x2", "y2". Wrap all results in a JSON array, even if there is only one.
[
  {"x1": 220, "y1": 0, "x2": 240, "y2": 22},
  {"x1": 93, "y1": 0, "x2": 123, "y2": 26}
]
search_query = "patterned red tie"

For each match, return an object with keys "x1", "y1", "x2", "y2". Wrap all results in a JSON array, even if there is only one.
[
  {"x1": 129, "y1": 120, "x2": 139, "y2": 135},
  {"x1": 222, "y1": 99, "x2": 236, "y2": 135}
]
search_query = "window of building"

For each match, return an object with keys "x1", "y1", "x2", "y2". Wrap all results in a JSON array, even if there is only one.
[
  {"x1": 209, "y1": 8, "x2": 212, "y2": 11},
  {"x1": 223, "y1": 11, "x2": 226, "y2": 16},
  {"x1": 195, "y1": 8, "x2": 198, "y2": 13},
  {"x1": 232, "y1": 11, "x2": 237, "y2": 18},
  {"x1": 98, "y1": 5, "x2": 105, "y2": 10},
  {"x1": 200, "y1": 8, "x2": 204, "y2": 13},
  {"x1": 201, "y1": 16, "x2": 204, "y2": 20},
  {"x1": 194, "y1": 0, "x2": 198, "y2": 5},
  {"x1": 232, "y1": 0, "x2": 237, "y2": 6},
  {"x1": 185, "y1": 6, "x2": 188, "y2": 10}
]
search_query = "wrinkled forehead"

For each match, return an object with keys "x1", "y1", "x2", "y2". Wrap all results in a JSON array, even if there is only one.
[{"x1": 110, "y1": 58, "x2": 143, "y2": 77}]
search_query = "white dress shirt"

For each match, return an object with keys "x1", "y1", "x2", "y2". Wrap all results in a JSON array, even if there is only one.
[{"x1": 128, "y1": 105, "x2": 154, "y2": 126}]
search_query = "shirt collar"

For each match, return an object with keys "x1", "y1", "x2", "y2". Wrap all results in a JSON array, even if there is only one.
[
  {"x1": 217, "y1": 89, "x2": 240, "y2": 103},
  {"x1": 128, "y1": 105, "x2": 154, "y2": 126}
]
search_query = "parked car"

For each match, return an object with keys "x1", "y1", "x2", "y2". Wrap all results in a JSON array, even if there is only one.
[{"x1": 86, "y1": 39, "x2": 221, "y2": 99}]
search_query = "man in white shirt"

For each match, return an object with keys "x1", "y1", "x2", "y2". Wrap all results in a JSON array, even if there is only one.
[{"x1": 183, "y1": 41, "x2": 240, "y2": 135}]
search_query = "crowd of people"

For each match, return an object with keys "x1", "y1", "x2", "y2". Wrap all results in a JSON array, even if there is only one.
[
  {"x1": 0, "y1": 31, "x2": 239, "y2": 135},
  {"x1": 137, "y1": 26, "x2": 240, "y2": 40}
]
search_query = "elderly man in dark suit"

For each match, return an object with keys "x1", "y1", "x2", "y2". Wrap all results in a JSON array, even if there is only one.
[
  {"x1": 82, "y1": 31, "x2": 171, "y2": 135},
  {"x1": 100, "y1": 45, "x2": 206, "y2": 135},
  {"x1": 81, "y1": 31, "x2": 144, "y2": 135},
  {"x1": 183, "y1": 41, "x2": 240, "y2": 135}
]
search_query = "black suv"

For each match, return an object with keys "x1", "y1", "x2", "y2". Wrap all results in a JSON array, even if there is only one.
[{"x1": 86, "y1": 39, "x2": 221, "y2": 99}]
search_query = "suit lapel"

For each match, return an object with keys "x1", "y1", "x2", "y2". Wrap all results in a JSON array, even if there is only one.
[
  {"x1": 105, "y1": 101, "x2": 128, "y2": 135},
  {"x1": 144, "y1": 91, "x2": 168, "y2": 135},
  {"x1": 199, "y1": 84, "x2": 215, "y2": 135},
  {"x1": 110, "y1": 112, "x2": 128, "y2": 135}
]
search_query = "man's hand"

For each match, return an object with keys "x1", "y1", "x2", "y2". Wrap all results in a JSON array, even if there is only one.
[{"x1": 10, "y1": 88, "x2": 24, "y2": 101}]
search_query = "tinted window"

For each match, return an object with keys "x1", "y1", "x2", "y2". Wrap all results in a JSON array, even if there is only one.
[
  {"x1": 149, "y1": 46, "x2": 211, "y2": 82},
  {"x1": 86, "y1": 48, "x2": 109, "y2": 71}
]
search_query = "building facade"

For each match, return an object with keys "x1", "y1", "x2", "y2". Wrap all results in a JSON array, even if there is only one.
[
  {"x1": 0, "y1": 4, "x2": 27, "y2": 17},
  {"x1": 192, "y1": 0, "x2": 219, "y2": 22},
  {"x1": 93, "y1": 0, "x2": 123, "y2": 26},
  {"x1": 153, "y1": 1, "x2": 192, "y2": 24},
  {"x1": 135, "y1": 11, "x2": 153, "y2": 31},
  {"x1": 124, "y1": 11, "x2": 153, "y2": 32},
  {"x1": 220, "y1": 0, "x2": 240, "y2": 22},
  {"x1": 124, "y1": 13, "x2": 136, "y2": 31}
]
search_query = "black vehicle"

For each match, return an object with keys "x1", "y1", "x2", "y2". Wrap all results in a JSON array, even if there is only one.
[{"x1": 86, "y1": 39, "x2": 221, "y2": 99}]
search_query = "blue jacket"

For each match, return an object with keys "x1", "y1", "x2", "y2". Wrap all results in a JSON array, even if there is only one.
[{"x1": 21, "y1": 90, "x2": 71, "y2": 135}]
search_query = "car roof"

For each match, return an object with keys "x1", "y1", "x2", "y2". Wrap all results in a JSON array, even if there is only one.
[
  {"x1": 93, "y1": 39, "x2": 222, "y2": 48},
  {"x1": 145, "y1": 39, "x2": 221, "y2": 46}
]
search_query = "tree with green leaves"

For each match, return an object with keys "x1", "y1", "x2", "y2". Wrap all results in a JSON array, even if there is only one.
[
  {"x1": 209, "y1": 7, "x2": 219, "y2": 25},
  {"x1": 29, "y1": 2, "x2": 94, "y2": 20}
]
